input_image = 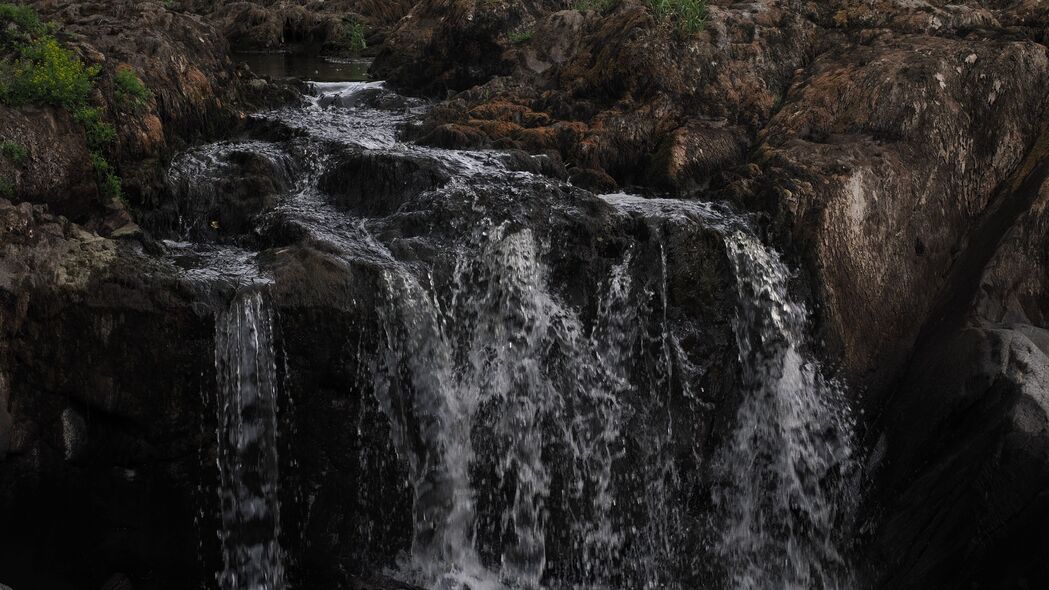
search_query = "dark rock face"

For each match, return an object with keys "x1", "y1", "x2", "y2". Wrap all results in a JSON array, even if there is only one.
[
  {"x1": 864, "y1": 164, "x2": 1049, "y2": 589},
  {"x1": 0, "y1": 200, "x2": 213, "y2": 589}
]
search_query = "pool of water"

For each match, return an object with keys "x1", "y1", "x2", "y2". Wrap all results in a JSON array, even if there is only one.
[{"x1": 236, "y1": 53, "x2": 371, "y2": 82}]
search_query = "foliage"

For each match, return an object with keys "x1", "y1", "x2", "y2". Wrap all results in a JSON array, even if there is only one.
[
  {"x1": 508, "y1": 29, "x2": 534, "y2": 44},
  {"x1": 114, "y1": 65, "x2": 151, "y2": 110},
  {"x1": 90, "y1": 151, "x2": 122, "y2": 201},
  {"x1": 0, "y1": 140, "x2": 27, "y2": 164},
  {"x1": 74, "y1": 106, "x2": 116, "y2": 150},
  {"x1": 0, "y1": 3, "x2": 47, "y2": 40},
  {"x1": 3, "y1": 37, "x2": 99, "y2": 107},
  {"x1": 340, "y1": 20, "x2": 367, "y2": 55},
  {"x1": 649, "y1": 0, "x2": 708, "y2": 33}
]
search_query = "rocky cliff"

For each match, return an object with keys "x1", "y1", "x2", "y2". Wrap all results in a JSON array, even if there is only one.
[{"x1": 1, "y1": 0, "x2": 1048, "y2": 589}]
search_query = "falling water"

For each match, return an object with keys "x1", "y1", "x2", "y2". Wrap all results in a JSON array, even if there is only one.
[
  {"x1": 167, "y1": 79, "x2": 854, "y2": 590},
  {"x1": 370, "y1": 218, "x2": 709, "y2": 589},
  {"x1": 602, "y1": 195, "x2": 856, "y2": 590},
  {"x1": 214, "y1": 291, "x2": 286, "y2": 590},
  {"x1": 714, "y1": 232, "x2": 855, "y2": 590}
]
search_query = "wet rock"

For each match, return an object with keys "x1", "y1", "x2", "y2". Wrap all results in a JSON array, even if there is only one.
[
  {"x1": 318, "y1": 150, "x2": 451, "y2": 217},
  {"x1": 164, "y1": 144, "x2": 296, "y2": 241},
  {"x1": 99, "y1": 573, "x2": 134, "y2": 590},
  {"x1": 498, "y1": 149, "x2": 568, "y2": 180},
  {"x1": 317, "y1": 85, "x2": 420, "y2": 110}
]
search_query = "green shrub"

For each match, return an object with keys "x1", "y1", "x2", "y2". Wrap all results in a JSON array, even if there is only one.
[
  {"x1": 649, "y1": 0, "x2": 708, "y2": 33},
  {"x1": 114, "y1": 65, "x2": 151, "y2": 110},
  {"x1": 74, "y1": 106, "x2": 116, "y2": 150},
  {"x1": 340, "y1": 20, "x2": 367, "y2": 54},
  {"x1": 0, "y1": 3, "x2": 47, "y2": 40},
  {"x1": 90, "y1": 151, "x2": 122, "y2": 201},
  {"x1": 508, "y1": 29, "x2": 534, "y2": 44},
  {"x1": 0, "y1": 140, "x2": 27, "y2": 164},
  {"x1": 3, "y1": 36, "x2": 99, "y2": 107}
]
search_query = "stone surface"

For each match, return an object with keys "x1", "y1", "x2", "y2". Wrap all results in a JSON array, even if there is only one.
[{"x1": 187, "y1": 0, "x2": 417, "y2": 54}]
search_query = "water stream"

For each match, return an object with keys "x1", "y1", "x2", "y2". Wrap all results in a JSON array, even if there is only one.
[
  {"x1": 163, "y1": 79, "x2": 856, "y2": 589},
  {"x1": 214, "y1": 291, "x2": 286, "y2": 590},
  {"x1": 603, "y1": 196, "x2": 857, "y2": 590}
]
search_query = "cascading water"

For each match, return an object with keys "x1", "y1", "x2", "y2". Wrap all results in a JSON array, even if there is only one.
[
  {"x1": 369, "y1": 218, "x2": 716, "y2": 590},
  {"x1": 214, "y1": 291, "x2": 286, "y2": 590},
  {"x1": 602, "y1": 195, "x2": 856, "y2": 590},
  {"x1": 713, "y1": 234, "x2": 856, "y2": 590},
  {"x1": 162, "y1": 78, "x2": 856, "y2": 590}
]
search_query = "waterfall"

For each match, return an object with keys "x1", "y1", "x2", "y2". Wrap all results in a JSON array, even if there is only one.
[
  {"x1": 602, "y1": 195, "x2": 856, "y2": 590},
  {"x1": 167, "y1": 79, "x2": 855, "y2": 590},
  {"x1": 214, "y1": 291, "x2": 286, "y2": 590},
  {"x1": 372, "y1": 222, "x2": 699, "y2": 589},
  {"x1": 714, "y1": 228, "x2": 855, "y2": 590}
]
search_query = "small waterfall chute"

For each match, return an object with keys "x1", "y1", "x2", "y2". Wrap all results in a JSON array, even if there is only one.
[{"x1": 214, "y1": 290, "x2": 286, "y2": 590}]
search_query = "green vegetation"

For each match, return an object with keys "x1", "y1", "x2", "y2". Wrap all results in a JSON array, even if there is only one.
[
  {"x1": 340, "y1": 20, "x2": 367, "y2": 55},
  {"x1": 508, "y1": 29, "x2": 534, "y2": 44},
  {"x1": 649, "y1": 0, "x2": 708, "y2": 33},
  {"x1": 0, "y1": 3, "x2": 47, "y2": 39},
  {"x1": 0, "y1": 3, "x2": 123, "y2": 202},
  {"x1": 73, "y1": 106, "x2": 116, "y2": 150},
  {"x1": 0, "y1": 141, "x2": 27, "y2": 165},
  {"x1": 2, "y1": 36, "x2": 98, "y2": 106},
  {"x1": 90, "y1": 152, "x2": 122, "y2": 201},
  {"x1": 114, "y1": 65, "x2": 151, "y2": 110}
]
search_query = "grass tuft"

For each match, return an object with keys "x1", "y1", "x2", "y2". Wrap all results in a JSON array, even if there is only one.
[
  {"x1": 648, "y1": 0, "x2": 708, "y2": 33},
  {"x1": 0, "y1": 140, "x2": 28, "y2": 164},
  {"x1": 340, "y1": 20, "x2": 367, "y2": 55},
  {"x1": 114, "y1": 65, "x2": 151, "y2": 110},
  {"x1": 508, "y1": 29, "x2": 534, "y2": 44}
]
